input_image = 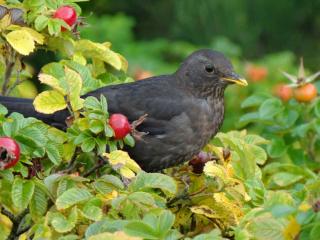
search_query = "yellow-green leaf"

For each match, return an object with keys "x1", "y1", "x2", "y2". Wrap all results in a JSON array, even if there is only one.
[
  {"x1": 5, "y1": 29, "x2": 35, "y2": 55},
  {"x1": 64, "y1": 66, "x2": 84, "y2": 112},
  {"x1": 0, "y1": 14, "x2": 11, "y2": 31},
  {"x1": 21, "y1": 27, "x2": 44, "y2": 44},
  {"x1": 38, "y1": 73, "x2": 66, "y2": 94},
  {"x1": 118, "y1": 53, "x2": 128, "y2": 72},
  {"x1": 204, "y1": 161, "x2": 229, "y2": 183},
  {"x1": 283, "y1": 217, "x2": 300, "y2": 240},
  {"x1": 33, "y1": 90, "x2": 67, "y2": 114},
  {"x1": 89, "y1": 231, "x2": 141, "y2": 240},
  {"x1": 72, "y1": 53, "x2": 87, "y2": 65},
  {"x1": 75, "y1": 40, "x2": 122, "y2": 70},
  {"x1": 103, "y1": 150, "x2": 141, "y2": 179},
  {"x1": 190, "y1": 205, "x2": 221, "y2": 219}
]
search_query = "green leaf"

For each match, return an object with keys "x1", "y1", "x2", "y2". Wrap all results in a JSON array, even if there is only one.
[
  {"x1": 17, "y1": 125, "x2": 47, "y2": 147},
  {"x1": 272, "y1": 172, "x2": 303, "y2": 187},
  {"x1": 241, "y1": 93, "x2": 270, "y2": 108},
  {"x1": 58, "y1": 235, "x2": 79, "y2": 240},
  {"x1": 156, "y1": 210, "x2": 175, "y2": 235},
  {"x1": 310, "y1": 223, "x2": 320, "y2": 240},
  {"x1": 292, "y1": 123, "x2": 311, "y2": 138},
  {"x1": 47, "y1": 36, "x2": 75, "y2": 57},
  {"x1": 57, "y1": 178, "x2": 76, "y2": 197},
  {"x1": 56, "y1": 187, "x2": 93, "y2": 210},
  {"x1": 84, "y1": 96, "x2": 102, "y2": 111},
  {"x1": 250, "y1": 145, "x2": 267, "y2": 165},
  {"x1": 128, "y1": 192, "x2": 156, "y2": 207},
  {"x1": 81, "y1": 203, "x2": 103, "y2": 221},
  {"x1": 85, "y1": 219, "x2": 129, "y2": 238},
  {"x1": 42, "y1": 62, "x2": 65, "y2": 79},
  {"x1": 238, "y1": 112, "x2": 260, "y2": 127},
  {"x1": 89, "y1": 120, "x2": 104, "y2": 134},
  {"x1": 12, "y1": 178, "x2": 35, "y2": 210},
  {"x1": 95, "y1": 136, "x2": 107, "y2": 154},
  {"x1": 124, "y1": 221, "x2": 158, "y2": 239},
  {"x1": 81, "y1": 137, "x2": 96, "y2": 152},
  {"x1": 192, "y1": 229, "x2": 223, "y2": 240},
  {"x1": 267, "y1": 137, "x2": 287, "y2": 158},
  {"x1": 314, "y1": 99, "x2": 320, "y2": 118},
  {"x1": 47, "y1": 18, "x2": 62, "y2": 35},
  {"x1": 94, "y1": 175, "x2": 124, "y2": 194},
  {"x1": 34, "y1": 15, "x2": 48, "y2": 31},
  {"x1": 247, "y1": 213, "x2": 287, "y2": 240},
  {"x1": 270, "y1": 205, "x2": 295, "y2": 218},
  {"x1": 244, "y1": 134, "x2": 268, "y2": 145},
  {"x1": 51, "y1": 207, "x2": 78, "y2": 233},
  {"x1": 105, "y1": 125, "x2": 114, "y2": 137},
  {"x1": 275, "y1": 109, "x2": 299, "y2": 128},
  {"x1": 46, "y1": 141, "x2": 62, "y2": 165},
  {"x1": 124, "y1": 134, "x2": 135, "y2": 147},
  {"x1": 0, "y1": 104, "x2": 8, "y2": 115},
  {"x1": 33, "y1": 90, "x2": 67, "y2": 114},
  {"x1": 259, "y1": 98, "x2": 284, "y2": 120},
  {"x1": 129, "y1": 172, "x2": 177, "y2": 196},
  {"x1": 30, "y1": 186, "x2": 48, "y2": 220}
]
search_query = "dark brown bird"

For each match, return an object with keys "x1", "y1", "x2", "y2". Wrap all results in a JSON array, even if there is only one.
[{"x1": 0, "y1": 49, "x2": 247, "y2": 171}]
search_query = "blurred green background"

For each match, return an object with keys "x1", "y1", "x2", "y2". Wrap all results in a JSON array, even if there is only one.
[
  {"x1": 77, "y1": 0, "x2": 320, "y2": 130},
  {"x1": 28, "y1": 0, "x2": 320, "y2": 130}
]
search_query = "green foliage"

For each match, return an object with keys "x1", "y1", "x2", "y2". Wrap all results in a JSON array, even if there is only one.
[
  {"x1": 0, "y1": 1, "x2": 319, "y2": 240},
  {"x1": 240, "y1": 94, "x2": 320, "y2": 168}
]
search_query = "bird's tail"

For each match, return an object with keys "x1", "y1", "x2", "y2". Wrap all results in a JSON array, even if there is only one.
[{"x1": 0, "y1": 96, "x2": 68, "y2": 129}]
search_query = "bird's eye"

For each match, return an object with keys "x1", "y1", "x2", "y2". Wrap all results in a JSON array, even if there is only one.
[{"x1": 205, "y1": 65, "x2": 214, "y2": 73}]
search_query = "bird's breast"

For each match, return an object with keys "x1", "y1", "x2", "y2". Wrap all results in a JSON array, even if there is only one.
[{"x1": 196, "y1": 97, "x2": 225, "y2": 147}]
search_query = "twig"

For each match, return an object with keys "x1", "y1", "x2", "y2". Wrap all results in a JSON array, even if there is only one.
[
  {"x1": 59, "y1": 150, "x2": 79, "y2": 174},
  {"x1": 1, "y1": 43, "x2": 16, "y2": 96},
  {"x1": 189, "y1": 186, "x2": 207, "y2": 197},
  {"x1": 2, "y1": 61, "x2": 15, "y2": 96},
  {"x1": 16, "y1": 225, "x2": 31, "y2": 236},
  {"x1": 83, "y1": 156, "x2": 108, "y2": 177},
  {"x1": 5, "y1": 69, "x2": 22, "y2": 96},
  {"x1": 1, "y1": 208, "x2": 30, "y2": 240},
  {"x1": 1, "y1": 207, "x2": 15, "y2": 222},
  {"x1": 167, "y1": 186, "x2": 207, "y2": 207}
]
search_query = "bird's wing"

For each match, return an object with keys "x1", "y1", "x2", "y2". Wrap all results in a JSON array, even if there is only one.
[{"x1": 85, "y1": 76, "x2": 192, "y2": 135}]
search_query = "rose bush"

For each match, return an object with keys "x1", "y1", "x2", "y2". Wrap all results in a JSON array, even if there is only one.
[{"x1": 0, "y1": 1, "x2": 319, "y2": 240}]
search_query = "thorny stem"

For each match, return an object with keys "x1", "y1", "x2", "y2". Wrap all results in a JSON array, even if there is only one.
[{"x1": 1, "y1": 208, "x2": 30, "y2": 240}]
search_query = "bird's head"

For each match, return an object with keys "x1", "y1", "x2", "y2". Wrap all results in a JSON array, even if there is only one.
[{"x1": 176, "y1": 49, "x2": 247, "y2": 96}]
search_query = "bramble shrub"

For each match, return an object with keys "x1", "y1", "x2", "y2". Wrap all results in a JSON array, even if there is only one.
[{"x1": 0, "y1": 1, "x2": 319, "y2": 240}]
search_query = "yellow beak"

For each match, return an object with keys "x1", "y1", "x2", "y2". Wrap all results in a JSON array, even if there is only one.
[{"x1": 222, "y1": 73, "x2": 248, "y2": 86}]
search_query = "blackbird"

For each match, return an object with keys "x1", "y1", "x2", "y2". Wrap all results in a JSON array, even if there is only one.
[{"x1": 0, "y1": 49, "x2": 247, "y2": 171}]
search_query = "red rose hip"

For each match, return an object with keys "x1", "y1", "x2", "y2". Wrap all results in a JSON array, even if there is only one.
[
  {"x1": 0, "y1": 137, "x2": 21, "y2": 169},
  {"x1": 53, "y1": 6, "x2": 77, "y2": 30},
  {"x1": 109, "y1": 114, "x2": 132, "y2": 140}
]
